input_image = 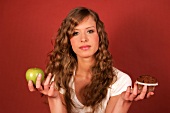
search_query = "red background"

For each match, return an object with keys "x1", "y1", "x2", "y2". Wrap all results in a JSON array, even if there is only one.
[{"x1": 1, "y1": 0, "x2": 170, "y2": 113}]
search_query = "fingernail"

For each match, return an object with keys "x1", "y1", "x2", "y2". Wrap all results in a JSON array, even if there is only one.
[
  {"x1": 151, "y1": 92, "x2": 154, "y2": 95},
  {"x1": 38, "y1": 73, "x2": 41, "y2": 77},
  {"x1": 28, "y1": 80, "x2": 32, "y2": 84}
]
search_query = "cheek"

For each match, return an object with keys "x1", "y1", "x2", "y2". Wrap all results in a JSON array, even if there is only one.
[
  {"x1": 93, "y1": 35, "x2": 99, "y2": 49},
  {"x1": 70, "y1": 38, "x2": 75, "y2": 46}
]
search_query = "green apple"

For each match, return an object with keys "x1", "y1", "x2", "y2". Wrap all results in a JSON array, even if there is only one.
[{"x1": 26, "y1": 68, "x2": 44, "y2": 85}]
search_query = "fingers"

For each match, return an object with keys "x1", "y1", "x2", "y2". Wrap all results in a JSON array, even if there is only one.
[
  {"x1": 134, "y1": 85, "x2": 147, "y2": 101},
  {"x1": 124, "y1": 86, "x2": 132, "y2": 101},
  {"x1": 123, "y1": 83, "x2": 155, "y2": 102},
  {"x1": 146, "y1": 92, "x2": 154, "y2": 98},
  {"x1": 28, "y1": 73, "x2": 59, "y2": 98},
  {"x1": 28, "y1": 80, "x2": 36, "y2": 92},
  {"x1": 127, "y1": 83, "x2": 138, "y2": 101},
  {"x1": 28, "y1": 73, "x2": 52, "y2": 92},
  {"x1": 130, "y1": 83, "x2": 138, "y2": 99},
  {"x1": 43, "y1": 73, "x2": 52, "y2": 93},
  {"x1": 48, "y1": 82, "x2": 58, "y2": 97},
  {"x1": 36, "y1": 74, "x2": 44, "y2": 91}
]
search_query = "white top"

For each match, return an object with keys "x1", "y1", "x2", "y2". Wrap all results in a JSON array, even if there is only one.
[{"x1": 59, "y1": 69, "x2": 132, "y2": 113}]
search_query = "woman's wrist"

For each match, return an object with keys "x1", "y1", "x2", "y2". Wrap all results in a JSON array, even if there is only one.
[
  {"x1": 112, "y1": 97, "x2": 132, "y2": 113},
  {"x1": 48, "y1": 95, "x2": 61, "y2": 103},
  {"x1": 119, "y1": 97, "x2": 132, "y2": 113},
  {"x1": 48, "y1": 93, "x2": 67, "y2": 113},
  {"x1": 48, "y1": 96, "x2": 63, "y2": 113}
]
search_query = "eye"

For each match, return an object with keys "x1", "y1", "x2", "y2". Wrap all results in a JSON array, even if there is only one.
[
  {"x1": 72, "y1": 31, "x2": 79, "y2": 36},
  {"x1": 87, "y1": 30, "x2": 94, "y2": 34}
]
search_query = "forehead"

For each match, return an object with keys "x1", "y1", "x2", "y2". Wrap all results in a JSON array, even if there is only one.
[{"x1": 74, "y1": 16, "x2": 96, "y2": 29}]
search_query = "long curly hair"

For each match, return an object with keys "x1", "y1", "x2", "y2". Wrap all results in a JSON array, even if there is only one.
[{"x1": 45, "y1": 7, "x2": 117, "y2": 113}]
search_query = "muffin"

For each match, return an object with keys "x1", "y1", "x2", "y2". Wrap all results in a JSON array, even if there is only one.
[{"x1": 136, "y1": 75, "x2": 158, "y2": 92}]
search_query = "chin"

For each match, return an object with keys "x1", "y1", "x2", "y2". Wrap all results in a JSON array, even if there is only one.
[{"x1": 77, "y1": 54, "x2": 95, "y2": 59}]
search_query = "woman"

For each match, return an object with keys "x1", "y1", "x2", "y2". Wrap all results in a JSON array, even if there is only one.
[{"x1": 28, "y1": 7, "x2": 154, "y2": 113}]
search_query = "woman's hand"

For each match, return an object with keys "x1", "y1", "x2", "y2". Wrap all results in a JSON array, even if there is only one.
[
  {"x1": 28, "y1": 73, "x2": 59, "y2": 98},
  {"x1": 111, "y1": 83, "x2": 155, "y2": 113},
  {"x1": 123, "y1": 82, "x2": 154, "y2": 102},
  {"x1": 28, "y1": 73, "x2": 67, "y2": 113}
]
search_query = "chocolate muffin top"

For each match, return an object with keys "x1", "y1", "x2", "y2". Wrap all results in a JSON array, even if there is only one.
[{"x1": 137, "y1": 75, "x2": 158, "y2": 84}]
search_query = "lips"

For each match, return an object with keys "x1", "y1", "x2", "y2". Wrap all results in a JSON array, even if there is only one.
[{"x1": 79, "y1": 45, "x2": 91, "y2": 50}]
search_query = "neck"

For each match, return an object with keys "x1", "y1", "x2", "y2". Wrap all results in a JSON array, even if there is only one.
[{"x1": 76, "y1": 57, "x2": 95, "y2": 78}]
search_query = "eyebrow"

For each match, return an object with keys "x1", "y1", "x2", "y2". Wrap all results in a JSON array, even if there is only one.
[{"x1": 74, "y1": 26, "x2": 95, "y2": 30}]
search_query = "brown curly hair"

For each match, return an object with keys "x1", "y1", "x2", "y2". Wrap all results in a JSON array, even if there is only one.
[{"x1": 45, "y1": 7, "x2": 117, "y2": 113}]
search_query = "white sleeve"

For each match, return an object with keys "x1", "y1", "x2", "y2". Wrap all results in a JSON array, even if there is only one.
[{"x1": 110, "y1": 70, "x2": 132, "y2": 96}]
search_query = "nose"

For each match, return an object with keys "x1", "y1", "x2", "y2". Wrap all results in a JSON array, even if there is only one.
[{"x1": 81, "y1": 33, "x2": 88, "y2": 42}]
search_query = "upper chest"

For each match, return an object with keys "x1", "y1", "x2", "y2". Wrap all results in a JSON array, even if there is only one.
[{"x1": 73, "y1": 75, "x2": 91, "y2": 104}]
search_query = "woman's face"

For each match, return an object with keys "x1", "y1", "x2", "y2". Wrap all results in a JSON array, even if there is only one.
[{"x1": 70, "y1": 16, "x2": 99, "y2": 60}]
